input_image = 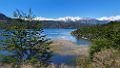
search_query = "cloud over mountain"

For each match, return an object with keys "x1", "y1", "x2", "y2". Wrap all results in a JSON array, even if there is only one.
[
  {"x1": 34, "y1": 16, "x2": 82, "y2": 22},
  {"x1": 34, "y1": 16, "x2": 120, "y2": 22},
  {"x1": 98, "y1": 16, "x2": 120, "y2": 21}
]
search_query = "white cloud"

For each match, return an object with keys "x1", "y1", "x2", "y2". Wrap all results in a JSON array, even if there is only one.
[
  {"x1": 34, "y1": 17, "x2": 55, "y2": 21},
  {"x1": 34, "y1": 15, "x2": 120, "y2": 21},
  {"x1": 34, "y1": 16, "x2": 82, "y2": 21},
  {"x1": 97, "y1": 15, "x2": 120, "y2": 21}
]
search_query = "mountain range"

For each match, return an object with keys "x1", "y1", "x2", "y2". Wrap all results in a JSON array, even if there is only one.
[
  {"x1": 1, "y1": 13, "x2": 120, "y2": 28},
  {"x1": 0, "y1": 13, "x2": 8, "y2": 20},
  {"x1": 34, "y1": 16, "x2": 108, "y2": 23},
  {"x1": 34, "y1": 16, "x2": 120, "y2": 22}
]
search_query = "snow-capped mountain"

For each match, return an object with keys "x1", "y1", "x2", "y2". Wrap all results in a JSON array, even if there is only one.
[
  {"x1": 34, "y1": 16, "x2": 100, "y2": 22},
  {"x1": 34, "y1": 16, "x2": 108, "y2": 24},
  {"x1": 34, "y1": 16, "x2": 82, "y2": 22},
  {"x1": 34, "y1": 16, "x2": 120, "y2": 22},
  {"x1": 97, "y1": 16, "x2": 120, "y2": 21}
]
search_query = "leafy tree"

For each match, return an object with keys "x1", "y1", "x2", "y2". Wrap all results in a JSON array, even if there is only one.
[{"x1": 0, "y1": 9, "x2": 52, "y2": 67}]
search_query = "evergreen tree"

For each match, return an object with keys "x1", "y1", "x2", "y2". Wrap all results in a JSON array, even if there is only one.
[{"x1": 0, "y1": 9, "x2": 52, "y2": 67}]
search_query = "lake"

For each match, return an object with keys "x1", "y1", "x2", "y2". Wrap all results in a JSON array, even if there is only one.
[
  {"x1": 43, "y1": 28, "x2": 91, "y2": 45},
  {"x1": 0, "y1": 28, "x2": 91, "y2": 46}
]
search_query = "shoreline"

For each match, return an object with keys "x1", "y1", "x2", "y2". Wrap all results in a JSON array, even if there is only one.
[
  {"x1": 50, "y1": 40, "x2": 89, "y2": 56},
  {"x1": 50, "y1": 40, "x2": 89, "y2": 64}
]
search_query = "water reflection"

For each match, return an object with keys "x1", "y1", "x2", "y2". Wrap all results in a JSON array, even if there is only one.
[{"x1": 43, "y1": 28, "x2": 91, "y2": 45}]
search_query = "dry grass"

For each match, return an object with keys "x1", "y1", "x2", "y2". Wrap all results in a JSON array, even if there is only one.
[
  {"x1": 93, "y1": 48, "x2": 120, "y2": 68},
  {"x1": 50, "y1": 40, "x2": 89, "y2": 56}
]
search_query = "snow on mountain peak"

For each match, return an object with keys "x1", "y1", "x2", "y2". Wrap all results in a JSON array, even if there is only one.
[
  {"x1": 98, "y1": 16, "x2": 120, "y2": 21},
  {"x1": 34, "y1": 16, "x2": 82, "y2": 21},
  {"x1": 34, "y1": 16, "x2": 120, "y2": 22}
]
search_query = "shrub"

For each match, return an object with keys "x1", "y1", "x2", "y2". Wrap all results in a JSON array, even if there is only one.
[
  {"x1": 72, "y1": 56, "x2": 94, "y2": 68},
  {"x1": 89, "y1": 38, "x2": 113, "y2": 60},
  {"x1": 93, "y1": 48, "x2": 120, "y2": 68}
]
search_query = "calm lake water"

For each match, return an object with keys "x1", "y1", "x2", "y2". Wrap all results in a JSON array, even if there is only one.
[
  {"x1": 43, "y1": 28, "x2": 91, "y2": 45},
  {"x1": 0, "y1": 28, "x2": 91, "y2": 45}
]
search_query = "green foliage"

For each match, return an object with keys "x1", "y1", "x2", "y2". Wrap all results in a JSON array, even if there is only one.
[
  {"x1": 0, "y1": 9, "x2": 52, "y2": 67},
  {"x1": 89, "y1": 38, "x2": 113, "y2": 60},
  {"x1": 72, "y1": 21, "x2": 120, "y2": 60}
]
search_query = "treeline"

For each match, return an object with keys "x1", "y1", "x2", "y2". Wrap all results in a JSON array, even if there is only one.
[
  {"x1": 40, "y1": 21, "x2": 96, "y2": 28},
  {"x1": 0, "y1": 19, "x2": 96, "y2": 29},
  {"x1": 72, "y1": 21, "x2": 120, "y2": 40},
  {"x1": 0, "y1": 18, "x2": 96, "y2": 29},
  {"x1": 0, "y1": 19, "x2": 42, "y2": 29}
]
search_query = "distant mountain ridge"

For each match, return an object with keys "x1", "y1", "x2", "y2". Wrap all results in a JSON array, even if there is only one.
[
  {"x1": 34, "y1": 16, "x2": 108, "y2": 23},
  {"x1": 34, "y1": 16, "x2": 120, "y2": 22},
  {"x1": 0, "y1": 13, "x2": 8, "y2": 20},
  {"x1": 1, "y1": 13, "x2": 120, "y2": 28},
  {"x1": 0, "y1": 13, "x2": 11, "y2": 22},
  {"x1": 34, "y1": 16, "x2": 109, "y2": 25},
  {"x1": 97, "y1": 16, "x2": 120, "y2": 21}
]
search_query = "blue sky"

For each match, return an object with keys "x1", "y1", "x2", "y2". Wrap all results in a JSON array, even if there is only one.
[{"x1": 0, "y1": 0, "x2": 120, "y2": 18}]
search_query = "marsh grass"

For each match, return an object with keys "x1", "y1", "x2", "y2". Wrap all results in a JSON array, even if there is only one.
[{"x1": 93, "y1": 48, "x2": 120, "y2": 68}]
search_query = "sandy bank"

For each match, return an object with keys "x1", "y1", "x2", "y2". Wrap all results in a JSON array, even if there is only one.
[{"x1": 50, "y1": 40, "x2": 89, "y2": 57}]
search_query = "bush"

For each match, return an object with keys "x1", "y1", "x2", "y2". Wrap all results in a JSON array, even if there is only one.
[
  {"x1": 74, "y1": 56, "x2": 94, "y2": 68},
  {"x1": 93, "y1": 48, "x2": 120, "y2": 68},
  {"x1": 89, "y1": 38, "x2": 113, "y2": 60}
]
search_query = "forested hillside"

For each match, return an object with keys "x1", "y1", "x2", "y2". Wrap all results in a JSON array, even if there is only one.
[
  {"x1": 72, "y1": 21, "x2": 120, "y2": 40},
  {"x1": 72, "y1": 21, "x2": 120, "y2": 67},
  {"x1": 40, "y1": 20, "x2": 96, "y2": 28}
]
